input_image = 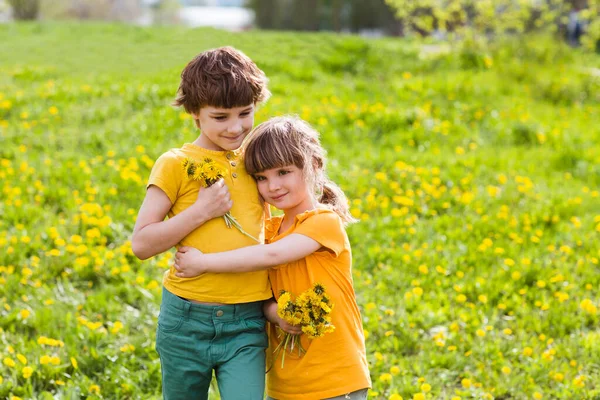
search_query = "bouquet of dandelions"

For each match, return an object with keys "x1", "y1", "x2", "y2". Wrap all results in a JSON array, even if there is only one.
[
  {"x1": 274, "y1": 283, "x2": 335, "y2": 368},
  {"x1": 182, "y1": 157, "x2": 259, "y2": 243}
]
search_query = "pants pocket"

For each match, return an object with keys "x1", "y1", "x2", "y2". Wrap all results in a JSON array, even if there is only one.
[
  {"x1": 157, "y1": 307, "x2": 185, "y2": 334},
  {"x1": 242, "y1": 317, "x2": 266, "y2": 332}
]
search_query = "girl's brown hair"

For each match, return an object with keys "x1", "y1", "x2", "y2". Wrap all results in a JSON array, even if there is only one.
[
  {"x1": 244, "y1": 116, "x2": 356, "y2": 225},
  {"x1": 173, "y1": 46, "x2": 270, "y2": 113}
]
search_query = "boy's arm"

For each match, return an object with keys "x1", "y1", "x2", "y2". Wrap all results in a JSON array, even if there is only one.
[
  {"x1": 173, "y1": 233, "x2": 321, "y2": 277},
  {"x1": 131, "y1": 181, "x2": 232, "y2": 260}
]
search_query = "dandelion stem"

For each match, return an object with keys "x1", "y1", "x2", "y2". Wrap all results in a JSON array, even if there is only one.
[{"x1": 223, "y1": 213, "x2": 260, "y2": 242}]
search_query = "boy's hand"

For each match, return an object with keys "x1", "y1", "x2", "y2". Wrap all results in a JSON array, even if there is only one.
[
  {"x1": 173, "y1": 246, "x2": 206, "y2": 278},
  {"x1": 194, "y1": 179, "x2": 232, "y2": 220}
]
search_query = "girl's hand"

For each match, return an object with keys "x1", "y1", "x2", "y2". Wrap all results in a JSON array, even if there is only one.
[
  {"x1": 263, "y1": 299, "x2": 302, "y2": 335},
  {"x1": 277, "y1": 317, "x2": 302, "y2": 336},
  {"x1": 173, "y1": 246, "x2": 206, "y2": 278}
]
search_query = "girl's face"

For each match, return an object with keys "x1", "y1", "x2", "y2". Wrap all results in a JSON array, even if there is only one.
[{"x1": 253, "y1": 165, "x2": 316, "y2": 216}]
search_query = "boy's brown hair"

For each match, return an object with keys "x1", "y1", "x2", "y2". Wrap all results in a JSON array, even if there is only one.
[{"x1": 173, "y1": 46, "x2": 270, "y2": 113}]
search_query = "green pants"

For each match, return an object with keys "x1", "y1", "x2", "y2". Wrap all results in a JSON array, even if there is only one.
[{"x1": 156, "y1": 287, "x2": 268, "y2": 400}]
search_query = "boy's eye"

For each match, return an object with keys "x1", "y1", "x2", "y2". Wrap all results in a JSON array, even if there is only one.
[
  {"x1": 254, "y1": 175, "x2": 266, "y2": 181},
  {"x1": 278, "y1": 170, "x2": 290, "y2": 176}
]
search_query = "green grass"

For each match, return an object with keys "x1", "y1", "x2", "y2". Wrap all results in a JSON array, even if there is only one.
[{"x1": 1, "y1": 22, "x2": 600, "y2": 399}]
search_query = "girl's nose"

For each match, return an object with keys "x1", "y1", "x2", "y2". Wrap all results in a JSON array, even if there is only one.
[{"x1": 268, "y1": 179, "x2": 280, "y2": 191}]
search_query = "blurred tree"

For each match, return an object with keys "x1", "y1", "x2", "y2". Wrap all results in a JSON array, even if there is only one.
[
  {"x1": 384, "y1": 0, "x2": 600, "y2": 51},
  {"x1": 331, "y1": 0, "x2": 342, "y2": 31},
  {"x1": 249, "y1": 0, "x2": 279, "y2": 29},
  {"x1": 348, "y1": 0, "x2": 401, "y2": 35},
  {"x1": 248, "y1": 0, "x2": 401, "y2": 34},
  {"x1": 8, "y1": 0, "x2": 39, "y2": 19},
  {"x1": 290, "y1": 0, "x2": 320, "y2": 31}
]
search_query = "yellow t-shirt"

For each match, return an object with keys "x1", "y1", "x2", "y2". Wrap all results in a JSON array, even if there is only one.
[
  {"x1": 265, "y1": 209, "x2": 371, "y2": 400},
  {"x1": 147, "y1": 143, "x2": 271, "y2": 303}
]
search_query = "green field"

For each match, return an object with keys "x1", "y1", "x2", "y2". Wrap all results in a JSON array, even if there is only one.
[{"x1": 1, "y1": 22, "x2": 600, "y2": 399}]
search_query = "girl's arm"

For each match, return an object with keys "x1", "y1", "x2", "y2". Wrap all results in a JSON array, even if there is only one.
[{"x1": 173, "y1": 233, "x2": 321, "y2": 277}]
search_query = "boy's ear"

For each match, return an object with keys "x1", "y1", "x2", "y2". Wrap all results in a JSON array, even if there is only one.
[{"x1": 191, "y1": 115, "x2": 201, "y2": 129}]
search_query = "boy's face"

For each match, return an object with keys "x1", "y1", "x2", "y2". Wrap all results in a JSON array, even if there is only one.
[{"x1": 193, "y1": 104, "x2": 255, "y2": 151}]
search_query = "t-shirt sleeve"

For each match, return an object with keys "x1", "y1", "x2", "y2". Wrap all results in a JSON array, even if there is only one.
[
  {"x1": 294, "y1": 212, "x2": 346, "y2": 257},
  {"x1": 147, "y1": 151, "x2": 182, "y2": 204}
]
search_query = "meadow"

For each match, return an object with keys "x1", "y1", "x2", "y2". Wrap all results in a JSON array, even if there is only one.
[{"x1": 1, "y1": 22, "x2": 600, "y2": 399}]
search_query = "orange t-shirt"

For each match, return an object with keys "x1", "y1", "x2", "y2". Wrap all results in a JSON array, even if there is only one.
[{"x1": 265, "y1": 209, "x2": 371, "y2": 400}]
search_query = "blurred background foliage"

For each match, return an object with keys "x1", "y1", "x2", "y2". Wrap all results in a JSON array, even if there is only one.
[{"x1": 3, "y1": 0, "x2": 600, "y2": 51}]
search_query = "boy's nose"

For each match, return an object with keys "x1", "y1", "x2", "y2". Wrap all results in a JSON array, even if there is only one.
[{"x1": 228, "y1": 120, "x2": 243, "y2": 134}]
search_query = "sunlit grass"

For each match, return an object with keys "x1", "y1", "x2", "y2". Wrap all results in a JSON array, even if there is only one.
[{"x1": 1, "y1": 23, "x2": 599, "y2": 399}]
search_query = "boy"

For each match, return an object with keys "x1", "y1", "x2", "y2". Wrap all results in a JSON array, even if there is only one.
[{"x1": 131, "y1": 46, "x2": 272, "y2": 400}]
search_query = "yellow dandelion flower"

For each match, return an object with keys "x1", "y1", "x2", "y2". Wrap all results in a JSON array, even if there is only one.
[
  {"x1": 203, "y1": 163, "x2": 223, "y2": 182},
  {"x1": 3, "y1": 357, "x2": 15, "y2": 368},
  {"x1": 302, "y1": 324, "x2": 317, "y2": 337},
  {"x1": 16, "y1": 354, "x2": 27, "y2": 365},
  {"x1": 379, "y1": 373, "x2": 392, "y2": 383},
  {"x1": 22, "y1": 366, "x2": 33, "y2": 378}
]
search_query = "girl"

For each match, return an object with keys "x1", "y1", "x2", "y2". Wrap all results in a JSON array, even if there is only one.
[{"x1": 173, "y1": 116, "x2": 371, "y2": 400}]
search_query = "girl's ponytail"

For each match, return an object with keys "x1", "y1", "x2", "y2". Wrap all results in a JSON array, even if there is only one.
[{"x1": 319, "y1": 179, "x2": 357, "y2": 225}]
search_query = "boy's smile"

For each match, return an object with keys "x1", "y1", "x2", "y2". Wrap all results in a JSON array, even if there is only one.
[{"x1": 193, "y1": 104, "x2": 255, "y2": 151}]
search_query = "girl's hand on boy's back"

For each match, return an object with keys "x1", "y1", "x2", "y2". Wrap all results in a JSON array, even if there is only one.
[
  {"x1": 192, "y1": 178, "x2": 232, "y2": 221},
  {"x1": 173, "y1": 246, "x2": 206, "y2": 278}
]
